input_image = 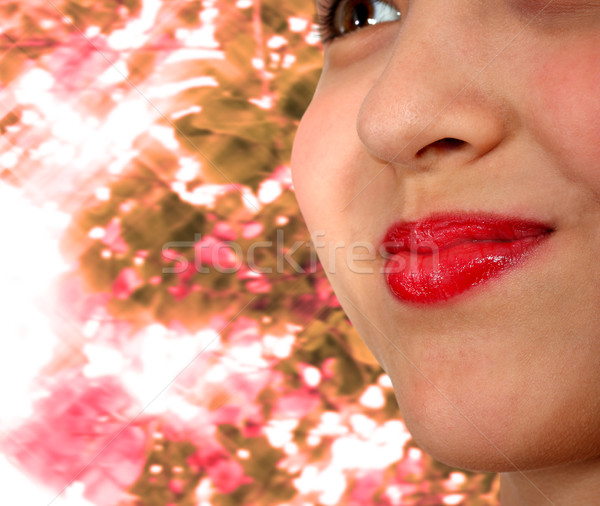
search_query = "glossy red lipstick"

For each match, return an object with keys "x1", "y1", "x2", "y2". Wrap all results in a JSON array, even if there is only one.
[{"x1": 382, "y1": 214, "x2": 553, "y2": 304}]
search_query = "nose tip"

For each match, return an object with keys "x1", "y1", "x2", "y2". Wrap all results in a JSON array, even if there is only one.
[{"x1": 357, "y1": 83, "x2": 507, "y2": 169}]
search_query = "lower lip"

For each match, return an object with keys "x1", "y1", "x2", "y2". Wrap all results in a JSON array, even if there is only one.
[{"x1": 384, "y1": 235, "x2": 550, "y2": 304}]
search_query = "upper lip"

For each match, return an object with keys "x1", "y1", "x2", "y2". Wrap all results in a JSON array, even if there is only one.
[{"x1": 382, "y1": 213, "x2": 554, "y2": 255}]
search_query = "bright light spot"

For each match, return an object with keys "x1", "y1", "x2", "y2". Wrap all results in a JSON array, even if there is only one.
[
  {"x1": 194, "y1": 328, "x2": 221, "y2": 349},
  {"x1": 108, "y1": 29, "x2": 141, "y2": 50},
  {"x1": 167, "y1": 396, "x2": 204, "y2": 421},
  {"x1": 264, "y1": 419, "x2": 299, "y2": 448},
  {"x1": 147, "y1": 76, "x2": 218, "y2": 99},
  {"x1": 306, "y1": 27, "x2": 322, "y2": 45},
  {"x1": 307, "y1": 435, "x2": 321, "y2": 447},
  {"x1": 201, "y1": 7, "x2": 219, "y2": 22},
  {"x1": 262, "y1": 333, "x2": 295, "y2": 359},
  {"x1": 95, "y1": 187, "x2": 111, "y2": 201},
  {"x1": 52, "y1": 109, "x2": 96, "y2": 144},
  {"x1": 83, "y1": 344, "x2": 126, "y2": 377},
  {"x1": 241, "y1": 188, "x2": 260, "y2": 211},
  {"x1": 101, "y1": 249, "x2": 112, "y2": 258},
  {"x1": 302, "y1": 365, "x2": 321, "y2": 387},
  {"x1": 171, "y1": 105, "x2": 203, "y2": 120},
  {"x1": 171, "y1": 181, "x2": 186, "y2": 194},
  {"x1": 444, "y1": 471, "x2": 467, "y2": 491},
  {"x1": 14, "y1": 68, "x2": 54, "y2": 104},
  {"x1": 195, "y1": 477, "x2": 216, "y2": 503},
  {"x1": 443, "y1": 494, "x2": 466, "y2": 505},
  {"x1": 408, "y1": 447, "x2": 423, "y2": 460},
  {"x1": 359, "y1": 385, "x2": 385, "y2": 409},
  {"x1": 249, "y1": 95, "x2": 274, "y2": 110},
  {"x1": 449, "y1": 471, "x2": 467, "y2": 486},
  {"x1": 39, "y1": 19, "x2": 55, "y2": 30},
  {"x1": 85, "y1": 25, "x2": 101, "y2": 37},
  {"x1": 206, "y1": 364, "x2": 227, "y2": 383},
  {"x1": 378, "y1": 373, "x2": 393, "y2": 388},
  {"x1": 267, "y1": 35, "x2": 287, "y2": 49},
  {"x1": 101, "y1": 100, "x2": 153, "y2": 151},
  {"x1": 174, "y1": 25, "x2": 220, "y2": 48},
  {"x1": 373, "y1": 420, "x2": 411, "y2": 447},
  {"x1": 227, "y1": 342, "x2": 268, "y2": 369},
  {"x1": 282, "y1": 54, "x2": 296, "y2": 69},
  {"x1": 275, "y1": 215, "x2": 289, "y2": 226},
  {"x1": 311, "y1": 411, "x2": 348, "y2": 437},
  {"x1": 331, "y1": 434, "x2": 394, "y2": 470},
  {"x1": 0, "y1": 149, "x2": 20, "y2": 169},
  {"x1": 284, "y1": 442, "x2": 299, "y2": 455},
  {"x1": 150, "y1": 464, "x2": 163, "y2": 474},
  {"x1": 293, "y1": 465, "x2": 347, "y2": 506},
  {"x1": 236, "y1": 0, "x2": 252, "y2": 8},
  {"x1": 97, "y1": 59, "x2": 128, "y2": 85},
  {"x1": 107, "y1": 0, "x2": 162, "y2": 50},
  {"x1": 258, "y1": 179, "x2": 282, "y2": 204},
  {"x1": 108, "y1": 149, "x2": 139, "y2": 175},
  {"x1": 176, "y1": 158, "x2": 200, "y2": 182},
  {"x1": 0, "y1": 185, "x2": 68, "y2": 425},
  {"x1": 237, "y1": 449, "x2": 250, "y2": 459},
  {"x1": 349, "y1": 413, "x2": 376, "y2": 438},
  {"x1": 318, "y1": 468, "x2": 347, "y2": 505},
  {"x1": 149, "y1": 125, "x2": 179, "y2": 150},
  {"x1": 293, "y1": 465, "x2": 318, "y2": 493},
  {"x1": 289, "y1": 17, "x2": 309, "y2": 32},
  {"x1": 121, "y1": 324, "x2": 209, "y2": 412},
  {"x1": 164, "y1": 48, "x2": 224, "y2": 63},
  {"x1": 385, "y1": 485, "x2": 404, "y2": 505},
  {"x1": 251, "y1": 57, "x2": 265, "y2": 70},
  {"x1": 20, "y1": 109, "x2": 40, "y2": 125},
  {"x1": 82, "y1": 318, "x2": 100, "y2": 338}
]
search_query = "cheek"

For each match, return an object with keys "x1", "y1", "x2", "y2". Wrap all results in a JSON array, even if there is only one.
[
  {"x1": 291, "y1": 86, "x2": 367, "y2": 232},
  {"x1": 530, "y1": 40, "x2": 600, "y2": 186},
  {"x1": 291, "y1": 105, "x2": 336, "y2": 237}
]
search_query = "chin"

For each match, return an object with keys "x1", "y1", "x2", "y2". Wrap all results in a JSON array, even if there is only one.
[{"x1": 389, "y1": 373, "x2": 600, "y2": 474}]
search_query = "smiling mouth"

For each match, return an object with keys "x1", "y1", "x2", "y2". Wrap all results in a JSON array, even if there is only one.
[{"x1": 382, "y1": 213, "x2": 554, "y2": 304}]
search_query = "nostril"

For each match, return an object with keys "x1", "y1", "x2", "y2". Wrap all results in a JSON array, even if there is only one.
[{"x1": 416, "y1": 138, "x2": 466, "y2": 158}]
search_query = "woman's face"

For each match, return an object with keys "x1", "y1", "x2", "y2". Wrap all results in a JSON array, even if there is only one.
[{"x1": 291, "y1": 0, "x2": 600, "y2": 472}]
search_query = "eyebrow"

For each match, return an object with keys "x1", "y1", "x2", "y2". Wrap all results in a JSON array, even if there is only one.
[{"x1": 515, "y1": 0, "x2": 600, "y2": 14}]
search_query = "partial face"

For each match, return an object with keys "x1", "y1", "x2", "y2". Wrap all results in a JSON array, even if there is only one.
[{"x1": 291, "y1": 0, "x2": 600, "y2": 472}]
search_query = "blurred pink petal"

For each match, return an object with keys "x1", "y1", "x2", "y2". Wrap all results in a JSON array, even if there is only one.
[
  {"x1": 195, "y1": 235, "x2": 238, "y2": 270},
  {"x1": 349, "y1": 469, "x2": 384, "y2": 505},
  {"x1": 246, "y1": 277, "x2": 272, "y2": 293},
  {"x1": 241, "y1": 221, "x2": 263, "y2": 239},
  {"x1": 272, "y1": 390, "x2": 321, "y2": 419},
  {"x1": 1, "y1": 373, "x2": 147, "y2": 506},
  {"x1": 212, "y1": 221, "x2": 238, "y2": 241},
  {"x1": 101, "y1": 217, "x2": 128, "y2": 254},
  {"x1": 207, "y1": 458, "x2": 252, "y2": 494},
  {"x1": 227, "y1": 316, "x2": 260, "y2": 346},
  {"x1": 112, "y1": 267, "x2": 143, "y2": 299}
]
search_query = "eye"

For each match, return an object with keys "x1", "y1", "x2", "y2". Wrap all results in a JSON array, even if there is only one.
[{"x1": 318, "y1": 0, "x2": 402, "y2": 43}]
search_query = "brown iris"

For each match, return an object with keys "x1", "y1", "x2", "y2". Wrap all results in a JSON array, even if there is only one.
[{"x1": 334, "y1": 0, "x2": 377, "y2": 35}]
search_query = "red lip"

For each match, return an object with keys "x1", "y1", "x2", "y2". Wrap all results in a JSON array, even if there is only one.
[{"x1": 382, "y1": 214, "x2": 553, "y2": 304}]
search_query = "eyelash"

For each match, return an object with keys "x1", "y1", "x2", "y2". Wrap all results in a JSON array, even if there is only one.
[
  {"x1": 317, "y1": 0, "x2": 342, "y2": 43},
  {"x1": 316, "y1": 0, "x2": 402, "y2": 44}
]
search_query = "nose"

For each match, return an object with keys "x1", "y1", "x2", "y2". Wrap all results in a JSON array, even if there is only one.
[{"x1": 356, "y1": 5, "x2": 509, "y2": 170}]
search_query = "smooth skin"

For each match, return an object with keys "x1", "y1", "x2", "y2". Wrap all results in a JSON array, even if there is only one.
[{"x1": 291, "y1": 0, "x2": 600, "y2": 504}]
